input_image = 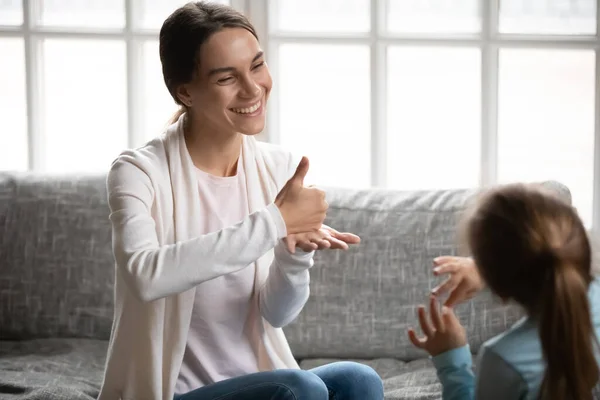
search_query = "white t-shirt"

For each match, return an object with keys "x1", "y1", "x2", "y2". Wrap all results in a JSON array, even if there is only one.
[{"x1": 175, "y1": 152, "x2": 262, "y2": 393}]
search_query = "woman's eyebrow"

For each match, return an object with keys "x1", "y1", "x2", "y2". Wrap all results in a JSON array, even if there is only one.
[{"x1": 207, "y1": 51, "x2": 264, "y2": 77}]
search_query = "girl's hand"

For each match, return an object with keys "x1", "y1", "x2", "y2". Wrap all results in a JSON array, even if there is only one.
[
  {"x1": 432, "y1": 256, "x2": 485, "y2": 307},
  {"x1": 284, "y1": 224, "x2": 360, "y2": 254},
  {"x1": 408, "y1": 296, "x2": 467, "y2": 357}
]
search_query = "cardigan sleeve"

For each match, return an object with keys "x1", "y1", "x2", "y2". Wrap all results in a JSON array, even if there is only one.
[
  {"x1": 258, "y1": 242, "x2": 313, "y2": 328},
  {"x1": 107, "y1": 157, "x2": 287, "y2": 302}
]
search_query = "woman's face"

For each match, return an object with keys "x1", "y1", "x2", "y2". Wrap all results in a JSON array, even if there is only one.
[{"x1": 178, "y1": 27, "x2": 272, "y2": 136}]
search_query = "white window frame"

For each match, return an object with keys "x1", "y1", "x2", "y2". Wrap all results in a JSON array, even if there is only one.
[
  {"x1": 247, "y1": 0, "x2": 600, "y2": 232},
  {"x1": 1, "y1": 0, "x2": 599, "y2": 231},
  {"x1": 0, "y1": 0, "x2": 245, "y2": 169}
]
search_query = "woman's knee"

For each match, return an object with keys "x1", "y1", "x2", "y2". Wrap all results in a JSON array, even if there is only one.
[
  {"x1": 332, "y1": 361, "x2": 384, "y2": 398},
  {"x1": 275, "y1": 369, "x2": 329, "y2": 400}
]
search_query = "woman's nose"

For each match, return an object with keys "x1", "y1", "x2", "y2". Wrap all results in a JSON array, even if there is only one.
[{"x1": 240, "y1": 77, "x2": 261, "y2": 98}]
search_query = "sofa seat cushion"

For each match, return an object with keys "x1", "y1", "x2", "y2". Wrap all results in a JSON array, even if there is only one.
[
  {"x1": 1, "y1": 339, "x2": 447, "y2": 400},
  {"x1": 0, "y1": 339, "x2": 106, "y2": 400}
]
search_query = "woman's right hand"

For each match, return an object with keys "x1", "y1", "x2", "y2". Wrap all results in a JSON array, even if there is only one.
[{"x1": 275, "y1": 157, "x2": 328, "y2": 234}]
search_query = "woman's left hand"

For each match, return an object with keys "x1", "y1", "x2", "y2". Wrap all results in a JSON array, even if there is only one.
[
  {"x1": 407, "y1": 296, "x2": 467, "y2": 357},
  {"x1": 284, "y1": 224, "x2": 360, "y2": 254}
]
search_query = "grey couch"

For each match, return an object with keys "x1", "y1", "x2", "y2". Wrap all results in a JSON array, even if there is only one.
[{"x1": 0, "y1": 173, "x2": 576, "y2": 399}]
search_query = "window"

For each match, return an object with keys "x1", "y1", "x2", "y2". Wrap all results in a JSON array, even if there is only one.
[
  {"x1": 248, "y1": 0, "x2": 600, "y2": 228},
  {"x1": 497, "y1": 48, "x2": 596, "y2": 226},
  {"x1": 1, "y1": 0, "x2": 599, "y2": 229},
  {"x1": 278, "y1": 43, "x2": 371, "y2": 188},
  {"x1": 0, "y1": 0, "x2": 235, "y2": 173},
  {"x1": 0, "y1": 38, "x2": 27, "y2": 171},
  {"x1": 386, "y1": 46, "x2": 481, "y2": 190}
]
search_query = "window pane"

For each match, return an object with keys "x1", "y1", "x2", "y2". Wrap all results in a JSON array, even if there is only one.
[
  {"x1": 37, "y1": 0, "x2": 125, "y2": 28},
  {"x1": 387, "y1": 47, "x2": 481, "y2": 190},
  {"x1": 142, "y1": 40, "x2": 178, "y2": 143},
  {"x1": 278, "y1": 44, "x2": 371, "y2": 188},
  {"x1": 0, "y1": 0, "x2": 22, "y2": 25},
  {"x1": 499, "y1": 0, "x2": 596, "y2": 34},
  {"x1": 498, "y1": 49, "x2": 595, "y2": 226},
  {"x1": 386, "y1": 0, "x2": 480, "y2": 34},
  {"x1": 43, "y1": 40, "x2": 128, "y2": 172},
  {"x1": 137, "y1": 0, "x2": 230, "y2": 30},
  {"x1": 0, "y1": 38, "x2": 27, "y2": 171},
  {"x1": 270, "y1": 0, "x2": 370, "y2": 33}
]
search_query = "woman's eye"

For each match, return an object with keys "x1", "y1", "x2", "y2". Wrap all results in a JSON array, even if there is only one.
[
  {"x1": 218, "y1": 76, "x2": 235, "y2": 84},
  {"x1": 252, "y1": 62, "x2": 265, "y2": 70}
]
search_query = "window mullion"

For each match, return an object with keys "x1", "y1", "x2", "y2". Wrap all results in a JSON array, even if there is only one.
[
  {"x1": 23, "y1": 0, "x2": 44, "y2": 171},
  {"x1": 592, "y1": 2, "x2": 600, "y2": 232},
  {"x1": 480, "y1": 0, "x2": 499, "y2": 187},
  {"x1": 249, "y1": 0, "x2": 275, "y2": 143},
  {"x1": 125, "y1": 0, "x2": 143, "y2": 148},
  {"x1": 371, "y1": 0, "x2": 386, "y2": 187}
]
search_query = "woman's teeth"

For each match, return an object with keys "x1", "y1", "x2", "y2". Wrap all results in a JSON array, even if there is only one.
[{"x1": 231, "y1": 101, "x2": 260, "y2": 114}]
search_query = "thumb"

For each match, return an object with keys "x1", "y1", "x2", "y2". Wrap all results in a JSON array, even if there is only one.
[
  {"x1": 441, "y1": 306, "x2": 459, "y2": 325},
  {"x1": 443, "y1": 281, "x2": 467, "y2": 308},
  {"x1": 291, "y1": 156, "x2": 309, "y2": 184}
]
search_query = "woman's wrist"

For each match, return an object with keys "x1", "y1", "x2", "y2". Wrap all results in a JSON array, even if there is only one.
[{"x1": 266, "y1": 203, "x2": 287, "y2": 239}]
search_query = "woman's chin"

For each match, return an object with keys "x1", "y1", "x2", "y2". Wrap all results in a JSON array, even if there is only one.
[{"x1": 236, "y1": 121, "x2": 265, "y2": 136}]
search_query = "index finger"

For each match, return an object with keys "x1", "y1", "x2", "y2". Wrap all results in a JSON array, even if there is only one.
[
  {"x1": 333, "y1": 232, "x2": 361, "y2": 244},
  {"x1": 433, "y1": 256, "x2": 458, "y2": 266},
  {"x1": 417, "y1": 306, "x2": 435, "y2": 337},
  {"x1": 429, "y1": 296, "x2": 444, "y2": 332},
  {"x1": 433, "y1": 262, "x2": 460, "y2": 276},
  {"x1": 408, "y1": 328, "x2": 426, "y2": 349}
]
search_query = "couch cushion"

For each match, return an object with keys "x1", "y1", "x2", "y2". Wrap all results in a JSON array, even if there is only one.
[
  {"x1": 0, "y1": 173, "x2": 114, "y2": 340},
  {"x1": 0, "y1": 339, "x2": 440, "y2": 400},
  {"x1": 0, "y1": 339, "x2": 106, "y2": 399},
  {"x1": 2, "y1": 341, "x2": 597, "y2": 400},
  {"x1": 283, "y1": 186, "x2": 525, "y2": 360}
]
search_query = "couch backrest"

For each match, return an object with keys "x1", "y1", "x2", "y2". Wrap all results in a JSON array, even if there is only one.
[
  {"x1": 0, "y1": 173, "x2": 574, "y2": 360},
  {"x1": 0, "y1": 173, "x2": 114, "y2": 340},
  {"x1": 284, "y1": 186, "x2": 525, "y2": 360}
]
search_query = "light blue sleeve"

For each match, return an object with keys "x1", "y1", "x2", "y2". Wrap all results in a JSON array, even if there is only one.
[
  {"x1": 432, "y1": 344, "x2": 529, "y2": 400},
  {"x1": 431, "y1": 345, "x2": 475, "y2": 400}
]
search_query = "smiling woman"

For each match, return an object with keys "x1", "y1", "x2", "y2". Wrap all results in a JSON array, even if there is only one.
[{"x1": 97, "y1": 2, "x2": 381, "y2": 400}]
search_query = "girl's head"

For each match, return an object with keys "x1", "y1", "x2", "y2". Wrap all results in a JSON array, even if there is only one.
[
  {"x1": 160, "y1": 2, "x2": 271, "y2": 136},
  {"x1": 464, "y1": 183, "x2": 598, "y2": 400}
]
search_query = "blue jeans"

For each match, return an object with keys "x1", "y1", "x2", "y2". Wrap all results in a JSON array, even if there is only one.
[{"x1": 173, "y1": 361, "x2": 384, "y2": 400}]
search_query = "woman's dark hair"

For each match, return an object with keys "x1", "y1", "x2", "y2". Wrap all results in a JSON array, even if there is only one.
[
  {"x1": 464, "y1": 183, "x2": 599, "y2": 400},
  {"x1": 159, "y1": 1, "x2": 258, "y2": 124}
]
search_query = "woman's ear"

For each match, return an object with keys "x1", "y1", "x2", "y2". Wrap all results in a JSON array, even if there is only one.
[{"x1": 176, "y1": 84, "x2": 193, "y2": 107}]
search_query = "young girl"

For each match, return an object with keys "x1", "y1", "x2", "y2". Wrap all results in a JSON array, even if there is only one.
[{"x1": 408, "y1": 183, "x2": 600, "y2": 399}]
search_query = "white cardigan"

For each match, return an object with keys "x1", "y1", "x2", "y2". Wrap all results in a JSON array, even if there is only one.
[{"x1": 98, "y1": 116, "x2": 311, "y2": 400}]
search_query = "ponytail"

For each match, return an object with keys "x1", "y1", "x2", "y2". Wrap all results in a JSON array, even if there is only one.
[
  {"x1": 168, "y1": 107, "x2": 186, "y2": 125},
  {"x1": 538, "y1": 262, "x2": 599, "y2": 400}
]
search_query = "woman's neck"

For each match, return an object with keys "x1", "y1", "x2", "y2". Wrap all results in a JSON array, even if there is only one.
[{"x1": 184, "y1": 117, "x2": 243, "y2": 177}]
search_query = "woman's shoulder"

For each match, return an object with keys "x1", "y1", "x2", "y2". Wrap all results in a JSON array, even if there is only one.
[{"x1": 108, "y1": 136, "x2": 169, "y2": 187}]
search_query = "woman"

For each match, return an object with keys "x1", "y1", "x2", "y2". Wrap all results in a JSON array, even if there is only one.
[
  {"x1": 98, "y1": 2, "x2": 383, "y2": 400},
  {"x1": 409, "y1": 184, "x2": 600, "y2": 399}
]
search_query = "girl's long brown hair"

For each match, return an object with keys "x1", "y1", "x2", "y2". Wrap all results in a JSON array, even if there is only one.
[{"x1": 464, "y1": 183, "x2": 599, "y2": 400}]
